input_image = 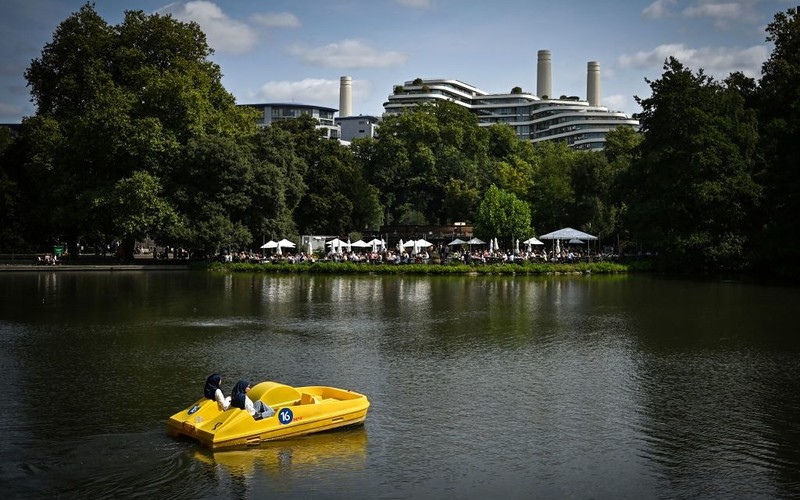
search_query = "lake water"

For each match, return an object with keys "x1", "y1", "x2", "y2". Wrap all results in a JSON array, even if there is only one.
[{"x1": 1, "y1": 271, "x2": 799, "y2": 499}]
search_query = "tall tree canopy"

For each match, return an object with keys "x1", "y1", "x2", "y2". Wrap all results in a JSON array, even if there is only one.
[
  {"x1": 357, "y1": 102, "x2": 489, "y2": 225},
  {"x1": 22, "y1": 3, "x2": 258, "y2": 258},
  {"x1": 474, "y1": 185, "x2": 532, "y2": 247},
  {"x1": 623, "y1": 57, "x2": 761, "y2": 270},
  {"x1": 754, "y1": 8, "x2": 800, "y2": 277}
]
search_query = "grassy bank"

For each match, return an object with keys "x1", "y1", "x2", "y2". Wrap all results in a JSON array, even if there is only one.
[{"x1": 204, "y1": 260, "x2": 636, "y2": 275}]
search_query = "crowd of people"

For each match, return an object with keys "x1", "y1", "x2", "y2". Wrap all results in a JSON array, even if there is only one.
[{"x1": 215, "y1": 243, "x2": 605, "y2": 266}]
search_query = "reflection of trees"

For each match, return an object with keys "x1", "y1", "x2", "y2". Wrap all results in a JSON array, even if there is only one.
[{"x1": 629, "y1": 277, "x2": 800, "y2": 497}]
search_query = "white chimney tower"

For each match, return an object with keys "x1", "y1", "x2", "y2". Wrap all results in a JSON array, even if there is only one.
[
  {"x1": 586, "y1": 61, "x2": 600, "y2": 106},
  {"x1": 587, "y1": 61, "x2": 600, "y2": 107},
  {"x1": 339, "y1": 76, "x2": 352, "y2": 117},
  {"x1": 537, "y1": 50, "x2": 552, "y2": 99}
]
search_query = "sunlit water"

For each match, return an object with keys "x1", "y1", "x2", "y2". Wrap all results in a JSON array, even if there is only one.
[{"x1": 1, "y1": 271, "x2": 799, "y2": 499}]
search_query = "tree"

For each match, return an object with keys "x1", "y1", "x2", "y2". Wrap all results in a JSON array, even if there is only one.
[
  {"x1": 623, "y1": 57, "x2": 761, "y2": 270},
  {"x1": 271, "y1": 115, "x2": 382, "y2": 236},
  {"x1": 22, "y1": 3, "x2": 257, "y2": 259},
  {"x1": 474, "y1": 185, "x2": 532, "y2": 247},
  {"x1": 359, "y1": 101, "x2": 489, "y2": 225},
  {"x1": 528, "y1": 141, "x2": 576, "y2": 231},
  {"x1": 754, "y1": 8, "x2": 800, "y2": 277},
  {"x1": 104, "y1": 171, "x2": 180, "y2": 250}
]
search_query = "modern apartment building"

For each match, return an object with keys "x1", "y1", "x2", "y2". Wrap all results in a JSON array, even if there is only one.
[
  {"x1": 241, "y1": 102, "x2": 340, "y2": 140},
  {"x1": 383, "y1": 50, "x2": 639, "y2": 150}
]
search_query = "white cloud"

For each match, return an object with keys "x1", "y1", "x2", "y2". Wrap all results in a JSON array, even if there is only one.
[
  {"x1": 248, "y1": 78, "x2": 371, "y2": 106},
  {"x1": 642, "y1": 0, "x2": 677, "y2": 19},
  {"x1": 394, "y1": 0, "x2": 433, "y2": 8},
  {"x1": 251, "y1": 12, "x2": 300, "y2": 28},
  {"x1": 159, "y1": 1, "x2": 258, "y2": 55},
  {"x1": 288, "y1": 39, "x2": 407, "y2": 69},
  {"x1": 602, "y1": 94, "x2": 629, "y2": 112},
  {"x1": 683, "y1": 2, "x2": 743, "y2": 19},
  {"x1": 251, "y1": 78, "x2": 338, "y2": 103},
  {"x1": 617, "y1": 43, "x2": 769, "y2": 78}
]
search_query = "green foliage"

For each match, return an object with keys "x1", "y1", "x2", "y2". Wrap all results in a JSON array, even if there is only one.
[
  {"x1": 753, "y1": 8, "x2": 800, "y2": 277},
  {"x1": 104, "y1": 170, "x2": 179, "y2": 242},
  {"x1": 528, "y1": 141, "x2": 576, "y2": 230},
  {"x1": 474, "y1": 185, "x2": 532, "y2": 245},
  {"x1": 624, "y1": 57, "x2": 761, "y2": 271},
  {"x1": 359, "y1": 101, "x2": 488, "y2": 225},
  {"x1": 19, "y1": 3, "x2": 258, "y2": 258},
  {"x1": 285, "y1": 116, "x2": 381, "y2": 235}
]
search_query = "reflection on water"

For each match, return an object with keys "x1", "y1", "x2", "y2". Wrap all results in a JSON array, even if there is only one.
[
  {"x1": 191, "y1": 428, "x2": 368, "y2": 497},
  {"x1": 1, "y1": 271, "x2": 799, "y2": 499}
]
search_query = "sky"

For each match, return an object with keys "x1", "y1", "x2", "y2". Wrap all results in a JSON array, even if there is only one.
[{"x1": 1, "y1": 0, "x2": 795, "y2": 123}]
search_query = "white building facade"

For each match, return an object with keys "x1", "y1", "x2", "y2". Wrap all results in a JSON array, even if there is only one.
[{"x1": 383, "y1": 50, "x2": 639, "y2": 151}]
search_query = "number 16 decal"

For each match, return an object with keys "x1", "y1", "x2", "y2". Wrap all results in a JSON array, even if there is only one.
[{"x1": 278, "y1": 408, "x2": 294, "y2": 425}]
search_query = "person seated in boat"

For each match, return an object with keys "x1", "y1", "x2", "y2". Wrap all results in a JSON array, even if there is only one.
[
  {"x1": 231, "y1": 379, "x2": 275, "y2": 420},
  {"x1": 203, "y1": 373, "x2": 231, "y2": 411}
]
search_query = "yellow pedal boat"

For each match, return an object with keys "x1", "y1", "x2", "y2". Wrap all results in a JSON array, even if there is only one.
[{"x1": 167, "y1": 381, "x2": 370, "y2": 449}]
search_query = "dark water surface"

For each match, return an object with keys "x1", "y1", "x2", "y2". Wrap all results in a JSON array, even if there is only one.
[{"x1": 1, "y1": 271, "x2": 799, "y2": 499}]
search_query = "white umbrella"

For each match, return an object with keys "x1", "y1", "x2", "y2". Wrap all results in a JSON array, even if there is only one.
[
  {"x1": 277, "y1": 238, "x2": 296, "y2": 248},
  {"x1": 351, "y1": 240, "x2": 371, "y2": 248},
  {"x1": 307, "y1": 240, "x2": 312, "y2": 255},
  {"x1": 523, "y1": 237, "x2": 544, "y2": 245},
  {"x1": 398, "y1": 239, "x2": 404, "y2": 252},
  {"x1": 489, "y1": 238, "x2": 494, "y2": 252},
  {"x1": 415, "y1": 239, "x2": 433, "y2": 248},
  {"x1": 515, "y1": 238, "x2": 520, "y2": 253},
  {"x1": 276, "y1": 244, "x2": 282, "y2": 255},
  {"x1": 448, "y1": 238, "x2": 466, "y2": 246},
  {"x1": 260, "y1": 240, "x2": 278, "y2": 249},
  {"x1": 467, "y1": 237, "x2": 485, "y2": 245},
  {"x1": 494, "y1": 237, "x2": 499, "y2": 251},
  {"x1": 538, "y1": 227, "x2": 598, "y2": 241}
]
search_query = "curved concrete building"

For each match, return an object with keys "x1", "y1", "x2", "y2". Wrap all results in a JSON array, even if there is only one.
[{"x1": 384, "y1": 51, "x2": 638, "y2": 151}]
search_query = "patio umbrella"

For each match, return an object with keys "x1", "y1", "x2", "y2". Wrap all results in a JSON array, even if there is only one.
[
  {"x1": 523, "y1": 237, "x2": 544, "y2": 246},
  {"x1": 515, "y1": 238, "x2": 520, "y2": 253},
  {"x1": 447, "y1": 238, "x2": 466, "y2": 246},
  {"x1": 538, "y1": 227, "x2": 598, "y2": 241},
  {"x1": 467, "y1": 237, "x2": 485, "y2": 250},
  {"x1": 260, "y1": 240, "x2": 278, "y2": 249},
  {"x1": 494, "y1": 238, "x2": 500, "y2": 251},
  {"x1": 568, "y1": 238, "x2": 584, "y2": 245},
  {"x1": 277, "y1": 239, "x2": 296, "y2": 249},
  {"x1": 416, "y1": 239, "x2": 433, "y2": 248}
]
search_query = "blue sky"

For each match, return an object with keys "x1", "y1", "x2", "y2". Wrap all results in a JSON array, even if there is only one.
[{"x1": 1, "y1": 0, "x2": 794, "y2": 122}]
